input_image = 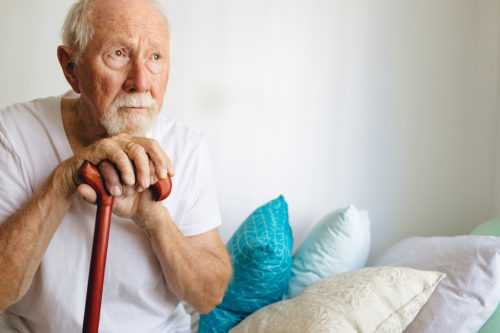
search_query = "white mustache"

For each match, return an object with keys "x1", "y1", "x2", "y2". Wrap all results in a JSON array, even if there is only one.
[
  {"x1": 112, "y1": 94, "x2": 157, "y2": 109},
  {"x1": 101, "y1": 93, "x2": 160, "y2": 136}
]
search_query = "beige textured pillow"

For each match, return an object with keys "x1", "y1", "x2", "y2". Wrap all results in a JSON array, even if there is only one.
[{"x1": 230, "y1": 266, "x2": 445, "y2": 333}]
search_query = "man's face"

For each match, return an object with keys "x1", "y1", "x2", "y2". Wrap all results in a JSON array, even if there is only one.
[{"x1": 75, "y1": 0, "x2": 170, "y2": 136}]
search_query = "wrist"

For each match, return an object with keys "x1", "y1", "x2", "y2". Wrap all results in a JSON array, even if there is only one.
[
  {"x1": 51, "y1": 158, "x2": 81, "y2": 199},
  {"x1": 133, "y1": 202, "x2": 171, "y2": 235}
]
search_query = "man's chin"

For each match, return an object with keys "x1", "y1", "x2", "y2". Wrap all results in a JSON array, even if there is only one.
[
  {"x1": 100, "y1": 114, "x2": 158, "y2": 137},
  {"x1": 113, "y1": 128, "x2": 147, "y2": 137},
  {"x1": 105, "y1": 124, "x2": 153, "y2": 137}
]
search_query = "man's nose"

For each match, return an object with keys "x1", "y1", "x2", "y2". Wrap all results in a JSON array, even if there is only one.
[{"x1": 123, "y1": 60, "x2": 151, "y2": 93}]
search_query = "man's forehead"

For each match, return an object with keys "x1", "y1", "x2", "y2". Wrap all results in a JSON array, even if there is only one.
[{"x1": 92, "y1": 0, "x2": 169, "y2": 36}]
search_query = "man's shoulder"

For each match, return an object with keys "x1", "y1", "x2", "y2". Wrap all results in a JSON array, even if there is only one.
[
  {"x1": 0, "y1": 95, "x2": 62, "y2": 126},
  {"x1": 0, "y1": 94, "x2": 65, "y2": 159},
  {"x1": 152, "y1": 113, "x2": 205, "y2": 147}
]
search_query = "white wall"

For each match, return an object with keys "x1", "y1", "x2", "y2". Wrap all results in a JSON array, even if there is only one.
[{"x1": 1, "y1": 0, "x2": 499, "y2": 260}]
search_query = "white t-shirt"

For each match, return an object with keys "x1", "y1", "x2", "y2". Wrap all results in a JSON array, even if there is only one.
[{"x1": 0, "y1": 93, "x2": 222, "y2": 333}]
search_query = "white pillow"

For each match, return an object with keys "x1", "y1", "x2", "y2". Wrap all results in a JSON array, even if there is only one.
[
  {"x1": 287, "y1": 205, "x2": 370, "y2": 298},
  {"x1": 230, "y1": 266, "x2": 444, "y2": 333},
  {"x1": 373, "y1": 235, "x2": 500, "y2": 333}
]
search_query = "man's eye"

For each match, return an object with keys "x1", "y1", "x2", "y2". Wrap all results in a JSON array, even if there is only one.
[
  {"x1": 153, "y1": 54, "x2": 160, "y2": 60},
  {"x1": 114, "y1": 50, "x2": 123, "y2": 56}
]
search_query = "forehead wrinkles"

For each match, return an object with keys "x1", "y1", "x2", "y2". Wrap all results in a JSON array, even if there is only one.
[{"x1": 92, "y1": 3, "x2": 169, "y2": 47}]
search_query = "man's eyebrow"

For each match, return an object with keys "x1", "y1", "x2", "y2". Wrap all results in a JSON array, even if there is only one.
[
  {"x1": 101, "y1": 38, "x2": 131, "y2": 48},
  {"x1": 99, "y1": 36, "x2": 168, "y2": 52},
  {"x1": 147, "y1": 40, "x2": 169, "y2": 50}
]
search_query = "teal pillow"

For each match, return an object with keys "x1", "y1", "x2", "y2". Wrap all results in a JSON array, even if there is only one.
[
  {"x1": 472, "y1": 217, "x2": 500, "y2": 333},
  {"x1": 471, "y1": 218, "x2": 500, "y2": 237},
  {"x1": 199, "y1": 195, "x2": 293, "y2": 332},
  {"x1": 287, "y1": 205, "x2": 370, "y2": 298}
]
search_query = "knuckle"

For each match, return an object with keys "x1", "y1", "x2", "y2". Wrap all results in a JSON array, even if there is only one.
[
  {"x1": 131, "y1": 144, "x2": 146, "y2": 157},
  {"x1": 146, "y1": 139, "x2": 162, "y2": 156},
  {"x1": 148, "y1": 138, "x2": 160, "y2": 149},
  {"x1": 110, "y1": 149, "x2": 126, "y2": 164},
  {"x1": 116, "y1": 133, "x2": 130, "y2": 140},
  {"x1": 95, "y1": 138, "x2": 113, "y2": 150}
]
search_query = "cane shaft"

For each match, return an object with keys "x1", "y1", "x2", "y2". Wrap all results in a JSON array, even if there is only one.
[{"x1": 82, "y1": 202, "x2": 113, "y2": 333}]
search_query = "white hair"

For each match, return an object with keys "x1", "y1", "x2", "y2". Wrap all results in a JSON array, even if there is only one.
[
  {"x1": 61, "y1": 0, "x2": 169, "y2": 63},
  {"x1": 100, "y1": 93, "x2": 159, "y2": 136}
]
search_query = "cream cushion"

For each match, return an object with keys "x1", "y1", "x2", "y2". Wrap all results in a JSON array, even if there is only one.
[{"x1": 230, "y1": 266, "x2": 445, "y2": 333}]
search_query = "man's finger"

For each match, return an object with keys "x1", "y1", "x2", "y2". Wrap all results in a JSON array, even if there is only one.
[
  {"x1": 77, "y1": 184, "x2": 98, "y2": 204},
  {"x1": 123, "y1": 141, "x2": 150, "y2": 191},
  {"x1": 140, "y1": 137, "x2": 174, "y2": 179},
  {"x1": 99, "y1": 160, "x2": 122, "y2": 197}
]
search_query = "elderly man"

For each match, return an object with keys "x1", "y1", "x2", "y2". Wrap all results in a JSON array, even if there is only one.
[{"x1": 0, "y1": 0, "x2": 231, "y2": 332}]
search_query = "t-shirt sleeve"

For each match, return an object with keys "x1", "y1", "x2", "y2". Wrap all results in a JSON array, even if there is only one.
[
  {"x1": 175, "y1": 137, "x2": 222, "y2": 236},
  {"x1": 0, "y1": 126, "x2": 31, "y2": 224}
]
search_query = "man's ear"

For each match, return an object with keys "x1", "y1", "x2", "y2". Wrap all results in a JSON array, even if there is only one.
[{"x1": 57, "y1": 45, "x2": 80, "y2": 93}]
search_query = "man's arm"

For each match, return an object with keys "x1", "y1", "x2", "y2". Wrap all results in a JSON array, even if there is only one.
[
  {"x1": 138, "y1": 204, "x2": 232, "y2": 314},
  {"x1": 0, "y1": 160, "x2": 75, "y2": 312}
]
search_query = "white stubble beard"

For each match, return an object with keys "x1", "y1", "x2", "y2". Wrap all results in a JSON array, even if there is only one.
[{"x1": 100, "y1": 93, "x2": 160, "y2": 136}]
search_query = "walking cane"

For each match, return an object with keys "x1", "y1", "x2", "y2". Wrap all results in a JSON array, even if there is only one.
[{"x1": 78, "y1": 161, "x2": 172, "y2": 333}]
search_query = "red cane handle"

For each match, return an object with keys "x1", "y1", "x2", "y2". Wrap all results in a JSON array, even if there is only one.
[
  {"x1": 78, "y1": 161, "x2": 171, "y2": 333},
  {"x1": 78, "y1": 161, "x2": 113, "y2": 205},
  {"x1": 151, "y1": 176, "x2": 172, "y2": 201},
  {"x1": 78, "y1": 161, "x2": 172, "y2": 202}
]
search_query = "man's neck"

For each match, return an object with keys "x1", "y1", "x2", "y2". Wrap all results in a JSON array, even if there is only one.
[{"x1": 61, "y1": 97, "x2": 108, "y2": 154}]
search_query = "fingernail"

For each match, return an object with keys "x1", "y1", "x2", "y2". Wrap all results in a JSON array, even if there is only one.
[
  {"x1": 137, "y1": 186, "x2": 145, "y2": 192},
  {"x1": 161, "y1": 169, "x2": 168, "y2": 179},
  {"x1": 150, "y1": 176, "x2": 156, "y2": 184},
  {"x1": 127, "y1": 176, "x2": 135, "y2": 185},
  {"x1": 111, "y1": 186, "x2": 122, "y2": 196}
]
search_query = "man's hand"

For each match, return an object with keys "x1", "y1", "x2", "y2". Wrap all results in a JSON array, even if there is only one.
[{"x1": 66, "y1": 133, "x2": 174, "y2": 227}]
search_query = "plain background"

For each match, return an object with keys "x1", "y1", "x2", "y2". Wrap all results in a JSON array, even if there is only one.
[{"x1": 1, "y1": 0, "x2": 499, "y2": 260}]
